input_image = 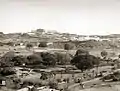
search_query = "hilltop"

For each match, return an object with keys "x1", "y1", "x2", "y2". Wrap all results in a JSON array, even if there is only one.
[{"x1": 0, "y1": 28, "x2": 120, "y2": 50}]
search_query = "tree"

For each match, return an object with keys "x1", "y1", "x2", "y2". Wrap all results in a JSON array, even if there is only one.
[
  {"x1": 118, "y1": 54, "x2": 120, "y2": 59},
  {"x1": 36, "y1": 29, "x2": 45, "y2": 33},
  {"x1": 64, "y1": 43, "x2": 70, "y2": 50},
  {"x1": 41, "y1": 52, "x2": 57, "y2": 66},
  {"x1": 27, "y1": 54, "x2": 43, "y2": 65},
  {"x1": 64, "y1": 43, "x2": 73, "y2": 65},
  {"x1": 0, "y1": 51, "x2": 15, "y2": 67},
  {"x1": 48, "y1": 81, "x2": 58, "y2": 89},
  {"x1": 0, "y1": 67, "x2": 15, "y2": 76},
  {"x1": 0, "y1": 51, "x2": 16, "y2": 76},
  {"x1": 75, "y1": 49, "x2": 89, "y2": 56},
  {"x1": 26, "y1": 43, "x2": 33, "y2": 50},
  {"x1": 12, "y1": 55, "x2": 28, "y2": 66},
  {"x1": 71, "y1": 54, "x2": 100, "y2": 72},
  {"x1": 55, "y1": 52, "x2": 72, "y2": 65},
  {"x1": 40, "y1": 72, "x2": 48, "y2": 80},
  {"x1": 38, "y1": 42, "x2": 47, "y2": 47},
  {"x1": 101, "y1": 50, "x2": 108, "y2": 59}
]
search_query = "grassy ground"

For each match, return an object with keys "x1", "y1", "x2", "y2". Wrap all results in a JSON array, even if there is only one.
[{"x1": 0, "y1": 46, "x2": 120, "y2": 91}]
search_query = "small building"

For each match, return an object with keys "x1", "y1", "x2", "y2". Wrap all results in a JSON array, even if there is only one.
[
  {"x1": 0, "y1": 76, "x2": 6, "y2": 86},
  {"x1": 0, "y1": 75, "x2": 18, "y2": 88}
]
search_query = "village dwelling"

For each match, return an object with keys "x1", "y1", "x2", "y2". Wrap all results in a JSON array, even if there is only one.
[
  {"x1": 0, "y1": 75, "x2": 20, "y2": 89},
  {"x1": 0, "y1": 76, "x2": 6, "y2": 86}
]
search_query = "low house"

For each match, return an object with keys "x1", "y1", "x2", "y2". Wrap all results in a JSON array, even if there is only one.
[
  {"x1": 0, "y1": 75, "x2": 18, "y2": 88},
  {"x1": 0, "y1": 76, "x2": 6, "y2": 86}
]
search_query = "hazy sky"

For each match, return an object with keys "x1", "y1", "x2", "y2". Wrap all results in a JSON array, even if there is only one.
[{"x1": 0, "y1": 0, "x2": 120, "y2": 35}]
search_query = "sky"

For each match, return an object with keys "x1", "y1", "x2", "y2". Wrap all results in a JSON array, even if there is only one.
[{"x1": 0, "y1": 0, "x2": 120, "y2": 35}]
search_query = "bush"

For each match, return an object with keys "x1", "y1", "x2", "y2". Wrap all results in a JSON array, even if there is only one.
[
  {"x1": 12, "y1": 55, "x2": 28, "y2": 66},
  {"x1": 0, "y1": 51, "x2": 15, "y2": 67},
  {"x1": 6, "y1": 42, "x2": 14, "y2": 46},
  {"x1": 56, "y1": 79, "x2": 62, "y2": 83},
  {"x1": 27, "y1": 54, "x2": 43, "y2": 65},
  {"x1": 40, "y1": 72, "x2": 48, "y2": 80},
  {"x1": 75, "y1": 49, "x2": 89, "y2": 56},
  {"x1": 38, "y1": 42, "x2": 47, "y2": 47},
  {"x1": 0, "y1": 67, "x2": 15, "y2": 76},
  {"x1": 55, "y1": 52, "x2": 72, "y2": 65},
  {"x1": 101, "y1": 51, "x2": 108, "y2": 58},
  {"x1": 48, "y1": 81, "x2": 58, "y2": 89},
  {"x1": 41, "y1": 52, "x2": 57, "y2": 66},
  {"x1": 64, "y1": 43, "x2": 70, "y2": 50},
  {"x1": 26, "y1": 43, "x2": 33, "y2": 50}
]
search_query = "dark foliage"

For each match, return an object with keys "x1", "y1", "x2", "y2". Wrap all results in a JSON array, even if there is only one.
[
  {"x1": 0, "y1": 51, "x2": 15, "y2": 67},
  {"x1": 64, "y1": 43, "x2": 70, "y2": 50},
  {"x1": 6, "y1": 42, "x2": 14, "y2": 46},
  {"x1": 40, "y1": 72, "x2": 48, "y2": 80},
  {"x1": 36, "y1": 28, "x2": 45, "y2": 33},
  {"x1": 26, "y1": 43, "x2": 33, "y2": 49},
  {"x1": 12, "y1": 55, "x2": 28, "y2": 66},
  {"x1": 101, "y1": 51, "x2": 108, "y2": 58},
  {"x1": 41, "y1": 52, "x2": 57, "y2": 66},
  {"x1": 0, "y1": 67, "x2": 15, "y2": 76},
  {"x1": 71, "y1": 54, "x2": 100, "y2": 72},
  {"x1": 55, "y1": 52, "x2": 72, "y2": 65},
  {"x1": 38, "y1": 42, "x2": 47, "y2": 47},
  {"x1": 27, "y1": 54, "x2": 43, "y2": 65},
  {"x1": 75, "y1": 49, "x2": 89, "y2": 56},
  {"x1": 48, "y1": 81, "x2": 58, "y2": 89}
]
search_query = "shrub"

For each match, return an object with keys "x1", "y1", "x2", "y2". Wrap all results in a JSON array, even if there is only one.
[
  {"x1": 38, "y1": 42, "x2": 47, "y2": 47},
  {"x1": 0, "y1": 51, "x2": 15, "y2": 67},
  {"x1": 12, "y1": 55, "x2": 28, "y2": 66},
  {"x1": 75, "y1": 49, "x2": 89, "y2": 56},
  {"x1": 0, "y1": 67, "x2": 15, "y2": 76},
  {"x1": 56, "y1": 79, "x2": 62, "y2": 83},
  {"x1": 26, "y1": 43, "x2": 33, "y2": 50},
  {"x1": 41, "y1": 52, "x2": 57, "y2": 66},
  {"x1": 6, "y1": 42, "x2": 14, "y2": 46},
  {"x1": 48, "y1": 81, "x2": 58, "y2": 89},
  {"x1": 55, "y1": 52, "x2": 72, "y2": 65},
  {"x1": 64, "y1": 43, "x2": 70, "y2": 50},
  {"x1": 101, "y1": 51, "x2": 108, "y2": 58},
  {"x1": 27, "y1": 54, "x2": 43, "y2": 65},
  {"x1": 40, "y1": 72, "x2": 48, "y2": 80}
]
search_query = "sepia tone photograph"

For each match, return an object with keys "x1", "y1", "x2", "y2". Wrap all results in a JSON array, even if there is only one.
[{"x1": 0, "y1": 0, "x2": 120, "y2": 91}]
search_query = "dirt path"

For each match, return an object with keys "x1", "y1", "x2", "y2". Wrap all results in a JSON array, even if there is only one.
[{"x1": 68, "y1": 77, "x2": 101, "y2": 91}]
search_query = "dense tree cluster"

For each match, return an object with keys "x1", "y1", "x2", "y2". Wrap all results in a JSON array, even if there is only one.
[
  {"x1": 0, "y1": 51, "x2": 58, "y2": 67},
  {"x1": 71, "y1": 54, "x2": 100, "y2": 72},
  {"x1": 71, "y1": 49, "x2": 101, "y2": 72},
  {"x1": 0, "y1": 48, "x2": 102, "y2": 73}
]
